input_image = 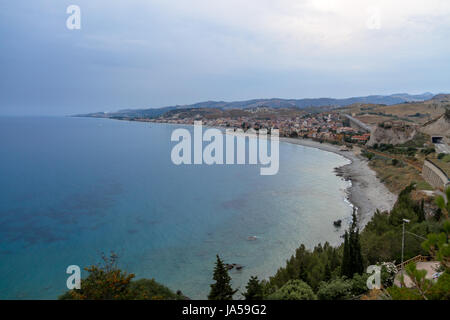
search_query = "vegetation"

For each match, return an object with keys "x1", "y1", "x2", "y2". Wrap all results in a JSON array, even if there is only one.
[
  {"x1": 208, "y1": 255, "x2": 237, "y2": 300},
  {"x1": 445, "y1": 108, "x2": 450, "y2": 121},
  {"x1": 388, "y1": 262, "x2": 434, "y2": 300},
  {"x1": 341, "y1": 210, "x2": 364, "y2": 278},
  {"x1": 435, "y1": 187, "x2": 450, "y2": 218},
  {"x1": 268, "y1": 242, "x2": 341, "y2": 292},
  {"x1": 267, "y1": 280, "x2": 317, "y2": 300},
  {"x1": 317, "y1": 277, "x2": 353, "y2": 300},
  {"x1": 422, "y1": 219, "x2": 450, "y2": 269},
  {"x1": 367, "y1": 156, "x2": 432, "y2": 193},
  {"x1": 235, "y1": 184, "x2": 449, "y2": 300},
  {"x1": 59, "y1": 253, "x2": 182, "y2": 300},
  {"x1": 243, "y1": 276, "x2": 264, "y2": 300}
]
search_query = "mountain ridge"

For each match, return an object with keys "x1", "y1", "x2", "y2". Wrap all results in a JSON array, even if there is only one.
[{"x1": 77, "y1": 92, "x2": 439, "y2": 118}]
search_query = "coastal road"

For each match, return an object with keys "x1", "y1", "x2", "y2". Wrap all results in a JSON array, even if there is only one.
[
  {"x1": 344, "y1": 114, "x2": 372, "y2": 133},
  {"x1": 435, "y1": 143, "x2": 450, "y2": 154}
]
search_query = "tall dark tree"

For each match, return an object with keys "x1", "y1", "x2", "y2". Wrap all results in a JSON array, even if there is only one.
[
  {"x1": 341, "y1": 231, "x2": 351, "y2": 278},
  {"x1": 342, "y1": 209, "x2": 364, "y2": 278},
  {"x1": 417, "y1": 199, "x2": 426, "y2": 222},
  {"x1": 243, "y1": 276, "x2": 264, "y2": 300},
  {"x1": 298, "y1": 260, "x2": 308, "y2": 282},
  {"x1": 324, "y1": 263, "x2": 332, "y2": 282},
  {"x1": 208, "y1": 255, "x2": 237, "y2": 300},
  {"x1": 351, "y1": 229, "x2": 364, "y2": 275}
]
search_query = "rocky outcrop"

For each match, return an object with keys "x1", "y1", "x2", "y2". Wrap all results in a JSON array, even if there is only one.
[
  {"x1": 420, "y1": 113, "x2": 450, "y2": 142},
  {"x1": 366, "y1": 123, "x2": 417, "y2": 146}
]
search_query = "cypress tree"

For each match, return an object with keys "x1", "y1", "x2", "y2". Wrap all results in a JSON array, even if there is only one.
[
  {"x1": 353, "y1": 229, "x2": 364, "y2": 275},
  {"x1": 341, "y1": 231, "x2": 350, "y2": 278},
  {"x1": 243, "y1": 276, "x2": 264, "y2": 300},
  {"x1": 342, "y1": 209, "x2": 364, "y2": 278},
  {"x1": 324, "y1": 263, "x2": 332, "y2": 282},
  {"x1": 208, "y1": 255, "x2": 237, "y2": 300},
  {"x1": 417, "y1": 199, "x2": 425, "y2": 222}
]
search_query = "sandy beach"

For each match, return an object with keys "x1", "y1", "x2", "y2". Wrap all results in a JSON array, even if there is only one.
[{"x1": 281, "y1": 137, "x2": 397, "y2": 227}]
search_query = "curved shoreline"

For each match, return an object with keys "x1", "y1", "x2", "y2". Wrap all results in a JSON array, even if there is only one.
[{"x1": 280, "y1": 137, "x2": 397, "y2": 228}]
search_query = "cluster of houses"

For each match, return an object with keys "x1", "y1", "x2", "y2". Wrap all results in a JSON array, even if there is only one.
[{"x1": 149, "y1": 109, "x2": 371, "y2": 144}]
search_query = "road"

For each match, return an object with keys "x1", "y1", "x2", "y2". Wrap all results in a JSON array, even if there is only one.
[
  {"x1": 344, "y1": 114, "x2": 372, "y2": 132},
  {"x1": 435, "y1": 143, "x2": 450, "y2": 154}
]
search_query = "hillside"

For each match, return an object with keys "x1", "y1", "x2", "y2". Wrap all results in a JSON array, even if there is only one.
[
  {"x1": 76, "y1": 93, "x2": 436, "y2": 119},
  {"x1": 339, "y1": 94, "x2": 450, "y2": 126},
  {"x1": 366, "y1": 123, "x2": 418, "y2": 147}
]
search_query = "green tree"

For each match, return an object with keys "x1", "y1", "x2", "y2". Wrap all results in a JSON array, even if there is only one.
[
  {"x1": 421, "y1": 220, "x2": 450, "y2": 270},
  {"x1": 208, "y1": 255, "x2": 237, "y2": 300},
  {"x1": 317, "y1": 277, "x2": 353, "y2": 300},
  {"x1": 59, "y1": 253, "x2": 181, "y2": 300},
  {"x1": 243, "y1": 276, "x2": 264, "y2": 300},
  {"x1": 268, "y1": 280, "x2": 317, "y2": 300},
  {"x1": 128, "y1": 279, "x2": 183, "y2": 300},
  {"x1": 417, "y1": 199, "x2": 425, "y2": 222},
  {"x1": 60, "y1": 253, "x2": 135, "y2": 300},
  {"x1": 342, "y1": 209, "x2": 364, "y2": 278},
  {"x1": 341, "y1": 231, "x2": 351, "y2": 278},
  {"x1": 427, "y1": 271, "x2": 450, "y2": 300},
  {"x1": 388, "y1": 262, "x2": 433, "y2": 300},
  {"x1": 435, "y1": 187, "x2": 450, "y2": 219}
]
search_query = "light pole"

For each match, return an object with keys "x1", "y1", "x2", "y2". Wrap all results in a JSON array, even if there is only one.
[{"x1": 400, "y1": 218, "x2": 410, "y2": 287}]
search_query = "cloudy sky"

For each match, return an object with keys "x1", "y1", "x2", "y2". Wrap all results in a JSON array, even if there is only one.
[{"x1": 1, "y1": 0, "x2": 450, "y2": 115}]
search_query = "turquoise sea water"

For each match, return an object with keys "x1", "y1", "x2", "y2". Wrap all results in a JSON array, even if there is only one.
[{"x1": 0, "y1": 116, "x2": 352, "y2": 299}]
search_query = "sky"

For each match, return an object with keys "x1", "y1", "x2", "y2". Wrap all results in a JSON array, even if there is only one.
[{"x1": 1, "y1": 0, "x2": 450, "y2": 115}]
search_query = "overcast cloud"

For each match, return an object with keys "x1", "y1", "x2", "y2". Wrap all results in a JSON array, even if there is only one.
[{"x1": 1, "y1": 0, "x2": 449, "y2": 115}]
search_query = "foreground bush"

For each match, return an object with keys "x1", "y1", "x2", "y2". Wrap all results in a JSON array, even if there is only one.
[
  {"x1": 268, "y1": 280, "x2": 317, "y2": 300},
  {"x1": 59, "y1": 253, "x2": 183, "y2": 300},
  {"x1": 317, "y1": 278, "x2": 353, "y2": 300}
]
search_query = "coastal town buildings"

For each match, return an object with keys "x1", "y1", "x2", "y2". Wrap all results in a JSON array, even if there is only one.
[{"x1": 147, "y1": 107, "x2": 371, "y2": 145}]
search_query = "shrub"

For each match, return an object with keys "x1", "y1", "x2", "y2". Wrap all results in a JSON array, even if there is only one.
[
  {"x1": 128, "y1": 279, "x2": 183, "y2": 300},
  {"x1": 59, "y1": 253, "x2": 181, "y2": 300},
  {"x1": 350, "y1": 273, "x2": 370, "y2": 296},
  {"x1": 317, "y1": 277, "x2": 353, "y2": 300},
  {"x1": 268, "y1": 280, "x2": 317, "y2": 300}
]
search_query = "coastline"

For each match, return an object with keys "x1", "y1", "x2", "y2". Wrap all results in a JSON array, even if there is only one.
[{"x1": 280, "y1": 137, "x2": 397, "y2": 227}]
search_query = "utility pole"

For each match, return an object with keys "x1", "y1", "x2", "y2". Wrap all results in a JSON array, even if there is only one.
[{"x1": 400, "y1": 219, "x2": 410, "y2": 288}]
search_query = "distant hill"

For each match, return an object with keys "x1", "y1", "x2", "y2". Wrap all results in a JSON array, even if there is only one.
[{"x1": 76, "y1": 93, "x2": 437, "y2": 119}]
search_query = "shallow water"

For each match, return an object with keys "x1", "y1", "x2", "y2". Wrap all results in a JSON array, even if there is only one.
[{"x1": 0, "y1": 116, "x2": 352, "y2": 299}]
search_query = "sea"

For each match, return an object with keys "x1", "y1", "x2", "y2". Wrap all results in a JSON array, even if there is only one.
[{"x1": 0, "y1": 116, "x2": 352, "y2": 299}]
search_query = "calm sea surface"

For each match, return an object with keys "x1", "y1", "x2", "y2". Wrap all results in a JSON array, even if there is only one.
[{"x1": 0, "y1": 116, "x2": 352, "y2": 299}]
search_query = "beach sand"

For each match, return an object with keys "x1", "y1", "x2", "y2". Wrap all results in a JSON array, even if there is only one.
[{"x1": 281, "y1": 137, "x2": 397, "y2": 227}]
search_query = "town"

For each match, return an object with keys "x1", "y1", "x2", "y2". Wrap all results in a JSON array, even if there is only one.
[{"x1": 146, "y1": 106, "x2": 371, "y2": 145}]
